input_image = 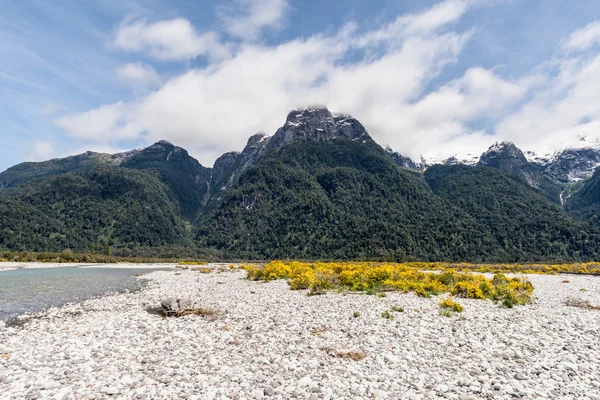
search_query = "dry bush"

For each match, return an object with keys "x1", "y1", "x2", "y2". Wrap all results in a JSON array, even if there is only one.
[
  {"x1": 565, "y1": 298, "x2": 600, "y2": 310},
  {"x1": 321, "y1": 347, "x2": 367, "y2": 361},
  {"x1": 166, "y1": 307, "x2": 219, "y2": 318}
]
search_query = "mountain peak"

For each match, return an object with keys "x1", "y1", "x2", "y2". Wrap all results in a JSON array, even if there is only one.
[
  {"x1": 247, "y1": 133, "x2": 270, "y2": 147},
  {"x1": 267, "y1": 106, "x2": 370, "y2": 152},
  {"x1": 485, "y1": 141, "x2": 521, "y2": 154},
  {"x1": 154, "y1": 140, "x2": 174, "y2": 147},
  {"x1": 479, "y1": 141, "x2": 528, "y2": 167}
]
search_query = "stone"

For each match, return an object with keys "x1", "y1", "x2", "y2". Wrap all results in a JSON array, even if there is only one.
[{"x1": 384, "y1": 353, "x2": 400, "y2": 364}]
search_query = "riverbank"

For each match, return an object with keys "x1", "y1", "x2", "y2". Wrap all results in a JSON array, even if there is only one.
[
  {"x1": 1, "y1": 266, "x2": 599, "y2": 399},
  {"x1": 0, "y1": 262, "x2": 177, "y2": 271}
]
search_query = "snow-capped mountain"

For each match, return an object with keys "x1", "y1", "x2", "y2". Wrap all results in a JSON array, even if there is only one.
[{"x1": 390, "y1": 140, "x2": 600, "y2": 184}]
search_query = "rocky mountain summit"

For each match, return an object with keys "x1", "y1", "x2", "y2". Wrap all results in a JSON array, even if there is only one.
[{"x1": 209, "y1": 107, "x2": 373, "y2": 193}]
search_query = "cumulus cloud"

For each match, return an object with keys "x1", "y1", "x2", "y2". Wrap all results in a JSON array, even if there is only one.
[
  {"x1": 497, "y1": 52, "x2": 600, "y2": 154},
  {"x1": 113, "y1": 18, "x2": 229, "y2": 61},
  {"x1": 55, "y1": 102, "x2": 141, "y2": 142},
  {"x1": 57, "y1": 0, "x2": 485, "y2": 165},
  {"x1": 219, "y1": 0, "x2": 289, "y2": 40},
  {"x1": 562, "y1": 20, "x2": 600, "y2": 53},
  {"x1": 56, "y1": 0, "x2": 600, "y2": 166},
  {"x1": 116, "y1": 62, "x2": 162, "y2": 88}
]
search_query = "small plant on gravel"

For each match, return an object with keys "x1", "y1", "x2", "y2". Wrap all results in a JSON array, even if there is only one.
[
  {"x1": 438, "y1": 309, "x2": 454, "y2": 318},
  {"x1": 439, "y1": 296, "x2": 464, "y2": 312},
  {"x1": 310, "y1": 327, "x2": 329, "y2": 336},
  {"x1": 391, "y1": 305, "x2": 404, "y2": 312},
  {"x1": 580, "y1": 288, "x2": 589, "y2": 292},
  {"x1": 198, "y1": 267, "x2": 211, "y2": 274},
  {"x1": 377, "y1": 292, "x2": 387, "y2": 298},
  {"x1": 353, "y1": 311, "x2": 361, "y2": 318},
  {"x1": 381, "y1": 310, "x2": 394, "y2": 320}
]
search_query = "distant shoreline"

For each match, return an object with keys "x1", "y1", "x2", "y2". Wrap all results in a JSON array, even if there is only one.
[{"x1": 0, "y1": 262, "x2": 177, "y2": 271}]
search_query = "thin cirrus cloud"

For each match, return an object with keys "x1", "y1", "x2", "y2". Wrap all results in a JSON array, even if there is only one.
[
  {"x1": 562, "y1": 21, "x2": 600, "y2": 52},
  {"x1": 53, "y1": 0, "x2": 600, "y2": 167},
  {"x1": 219, "y1": 0, "x2": 289, "y2": 40}
]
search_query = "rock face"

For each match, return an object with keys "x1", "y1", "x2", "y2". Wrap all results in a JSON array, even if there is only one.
[
  {"x1": 545, "y1": 148, "x2": 600, "y2": 182},
  {"x1": 385, "y1": 147, "x2": 425, "y2": 171},
  {"x1": 264, "y1": 107, "x2": 370, "y2": 153},
  {"x1": 477, "y1": 142, "x2": 547, "y2": 188},
  {"x1": 478, "y1": 142, "x2": 530, "y2": 172}
]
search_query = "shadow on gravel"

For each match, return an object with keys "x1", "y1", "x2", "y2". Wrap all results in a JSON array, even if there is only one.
[{"x1": 145, "y1": 307, "x2": 165, "y2": 316}]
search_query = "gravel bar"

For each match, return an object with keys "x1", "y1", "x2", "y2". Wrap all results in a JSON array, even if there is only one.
[{"x1": 1, "y1": 267, "x2": 599, "y2": 400}]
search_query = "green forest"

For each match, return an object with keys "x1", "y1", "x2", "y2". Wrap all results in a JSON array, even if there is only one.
[{"x1": 2, "y1": 137, "x2": 600, "y2": 262}]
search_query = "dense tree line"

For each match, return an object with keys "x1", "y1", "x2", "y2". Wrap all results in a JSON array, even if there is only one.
[
  {"x1": 0, "y1": 167, "x2": 192, "y2": 252},
  {"x1": 3, "y1": 137, "x2": 600, "y2": 262},
  {"x1": 197, "y1": 139, "x2": 600, "y2": 261}
]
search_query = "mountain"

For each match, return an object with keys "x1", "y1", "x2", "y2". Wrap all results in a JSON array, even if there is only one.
[
  {"x1": 196, "y1": 137, "x2": 496, "y2": 261},
  {"x1": 476, "y1": 142, "x2": 563, "y2": 204},
  {"x1": 544, "y1": 148, "x2": 600, "y2": 182},
  {"x1": 120, "y1": 140, "x2": 212, "y2": 220},
  {"x1": 424, "y1": 165, "x2": 600, "y2": 261},
  {"x1": 3, "y1": 106, "x2": 600, "y2": 261},
  {"x1": 0, "y1": 167, "x2": 191, "y2": 252},
  {"x1": 395, "y1": 140, "x2": 600, "y2": 187},
  {"x1": 0, "y1": 150, "x2": 139, "y2": 190},
  {"x1": 0, "y1": 141, "x2": 212, "y2": 221},
  {"x1": 565, "y1": 168, "x2": 600, "y2": 225}
]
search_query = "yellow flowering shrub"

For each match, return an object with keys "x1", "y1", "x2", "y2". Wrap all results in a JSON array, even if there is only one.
[
  {"x1": 242, "y1": 261, "x2": 540, "y2": 306},
  {"x1": 439, "y1": 296, "x2": 464, "y2": 312}
]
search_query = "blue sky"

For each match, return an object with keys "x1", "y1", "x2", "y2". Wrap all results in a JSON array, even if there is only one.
[{"x1": 3, "y1": 0, "x2": 600, "y2": 172}]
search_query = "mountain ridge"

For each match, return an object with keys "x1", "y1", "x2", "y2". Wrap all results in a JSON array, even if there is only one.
[{"x1": 3, "y1": 106, "x2": 600, "y2": 261}]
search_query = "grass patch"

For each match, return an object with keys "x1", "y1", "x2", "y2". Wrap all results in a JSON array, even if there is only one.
[
  {"x1": 381, "y1": 310, "x2": 394, "y2": 320},
  {"x1": 391, "y1": 305, "x2": 404, "y2": 312},
  {"x1": 353, "y1": 311, "x2": 360, "y2": 318}
]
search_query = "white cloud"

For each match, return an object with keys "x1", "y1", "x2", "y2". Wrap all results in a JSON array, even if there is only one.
[
  {"x1": 113, "y1": 18, "x2": 230, "y2": 61},
  {"x1": 59, "y1": 0, "x2": 600, "y2": 166},
  {"x1": 497, "y1": 52, "x2": 600, "y2": 154},
  {"x1": 57, "y1": 0, "x2": 482, "y2": 165},
  {"x1": 55, "y1": 102, "x2": 141, "y2": 142},
  {"x1": 116, "y1": 62, "x2": 162, "y2": 88},
  {"x1": 27, "y1": 140, "x2": 55, "y2": 161},
  {"x1": 219, "y1": 0, "x2": 289, "y2": 40},
  {"x1": 562, "y1": 20, "x2": 600, "y2": 53}
]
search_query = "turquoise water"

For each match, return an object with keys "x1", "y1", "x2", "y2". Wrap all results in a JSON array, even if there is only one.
[{"x1": 0, "y1": 267, "x2": 160, "y2": 321}]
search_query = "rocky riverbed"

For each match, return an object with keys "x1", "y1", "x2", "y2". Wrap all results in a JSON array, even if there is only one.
[{"x1": 1, "y1": 266, "x2": 599, "y2": 400}]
